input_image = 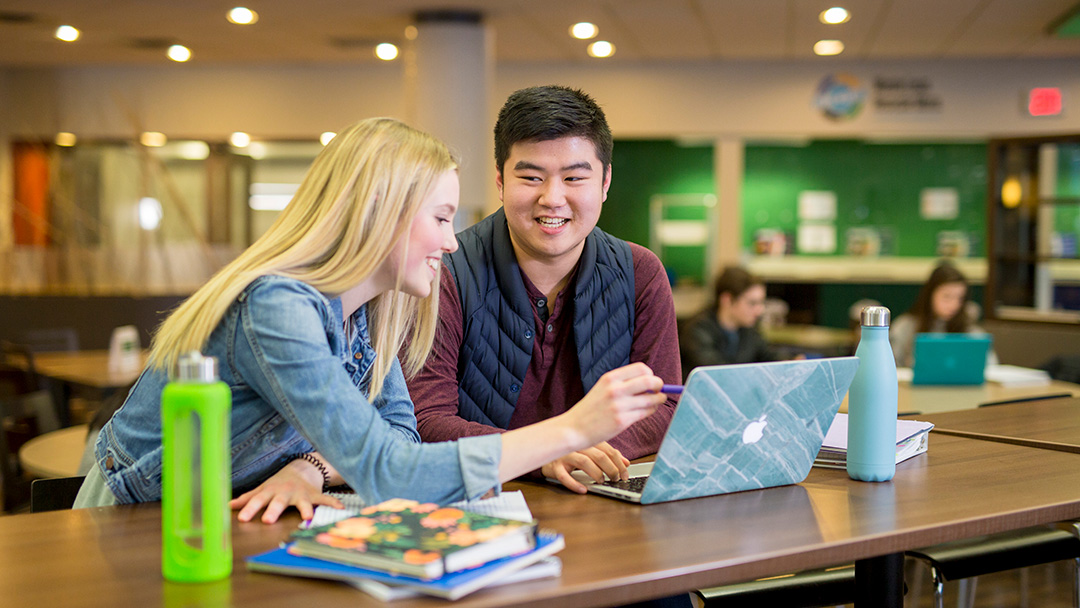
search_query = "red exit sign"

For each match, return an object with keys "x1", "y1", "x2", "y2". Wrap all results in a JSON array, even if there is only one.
[{"x1": 1028, "y1": 87, "x2": 1063, "y2": 116}]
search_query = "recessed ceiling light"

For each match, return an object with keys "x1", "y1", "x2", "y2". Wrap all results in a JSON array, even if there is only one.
[
  {"x1": 141, "y1": 132, "x2": 167, "y2": 147},
  {"x1": 167, "y1": 44, "x2": 191, "y2": 62},
  {"x1": 230, "y1": 132, "x2": 251, "y2": 148},
  {"x1": 55, "y1": 132, "x2": 77, "y2": 147},
  {"x1": 587, "y1": 40, "x2": 615, "y2": 58},
  {"x1": 570, "y1": 22, "x2": 598, "y2": 40},
  {"x1": 813, "y1": 39, "x2": 845, "y2": 56},
  {"x1": 227, "y1": 7, "x2": 258, "y2": 25},
  {"x1": 374, "y1": 43, "x2": 398, "y2": 61},
  {"x1": 320, "y1": 132, "x2": 336, "y2": 146},
  {"x1": 820, "y1": 7, "x2": 850, "y2": 25},
  {"x1": 55, "y1": 25, "x2": 80, "y2": 42}
]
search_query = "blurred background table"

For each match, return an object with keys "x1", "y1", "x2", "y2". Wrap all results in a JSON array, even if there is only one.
[{"x1": 17, "y1": 423, "x2": 88, "y2": 479}]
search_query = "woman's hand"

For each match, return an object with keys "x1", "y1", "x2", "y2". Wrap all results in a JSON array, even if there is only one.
[
  {"x1": 229, "y1": 457, "x2": 343, "y2": 524},
  {"x1": 564, "y1": 362, "x2": 666, "y2": 448}
]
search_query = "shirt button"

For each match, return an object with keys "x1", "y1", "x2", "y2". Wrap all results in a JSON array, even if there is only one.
[
  {"x1": 547, "y1": 324, "x2": 554, "y2": 333},
  {"x1": 510, "y1": 383, "x2": 520, "y2": 393},
  {"x1": 105, "y1": 456, "x2": 114, "y2": 470},
  {"x1": 354, "y1": 353, "x2": 362, "y2": 359},
  {"x1": 524, "y1": 330, "x2": 533, "y2": 339},
  {"x1": 537, "y1": 298, "x2": 547, "y2": 308}
]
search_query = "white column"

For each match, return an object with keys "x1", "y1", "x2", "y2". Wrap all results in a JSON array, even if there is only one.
[
  {"x1": 405, "y1": 11, "x2": 493, "y2": 228},
  {"x1": 714, "y1": 137, "x2": 745, "y2": 275}
]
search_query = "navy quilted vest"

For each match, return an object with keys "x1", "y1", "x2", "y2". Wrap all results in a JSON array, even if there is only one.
[{"x1": 445, "y1": 209, "x2": 635, "y2": 428}]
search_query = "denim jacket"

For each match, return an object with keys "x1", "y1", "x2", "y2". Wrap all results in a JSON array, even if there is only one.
[{"x1": 94, "y1": 275, "x2": 501, "y2": 505}]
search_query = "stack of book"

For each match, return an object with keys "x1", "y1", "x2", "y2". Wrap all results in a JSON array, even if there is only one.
[
  {"x1": 814, "y1": 413, "x2": 934, "y2": 469},
  {"x1": 247, "y1": 496, "x2": 564, "y2": 600}
]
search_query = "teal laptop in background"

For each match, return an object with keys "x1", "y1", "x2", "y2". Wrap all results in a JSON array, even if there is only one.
[
  {"x1": 911, "y1": 333, "x2": 992, "y2": 385},
  {"x1": 563, "y1": 357, "x2": 859, "y2": 504}
]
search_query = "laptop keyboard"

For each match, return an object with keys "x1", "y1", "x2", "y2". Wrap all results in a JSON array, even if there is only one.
[{"x1": 600, "y1": 476, "x2": 648, "y2": 493}]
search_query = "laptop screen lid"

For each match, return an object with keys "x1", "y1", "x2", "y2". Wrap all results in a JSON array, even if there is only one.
[
  {"x1": 912, "y1": 333, "x2": 991, "y2": 385},
  {"x1": 638, "y1": 357, "x2": 858, "y2": 504}
]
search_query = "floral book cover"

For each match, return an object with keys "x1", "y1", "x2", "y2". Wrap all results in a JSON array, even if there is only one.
[{"x1": 289, "y1": 498, "x2": 537, "y2": 579}]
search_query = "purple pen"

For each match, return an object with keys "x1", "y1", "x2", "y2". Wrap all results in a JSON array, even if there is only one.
[{"x1": 660, "y1": 384, "x2": 684, "y2": 395}]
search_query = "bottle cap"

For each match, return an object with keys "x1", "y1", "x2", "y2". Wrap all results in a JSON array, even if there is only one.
[
  {"x1": 860, "y1": 305, "x2": 891, "y2": 328},
  {"x1": 173, "y1": 351, "x2": 219, "y2": 382}
]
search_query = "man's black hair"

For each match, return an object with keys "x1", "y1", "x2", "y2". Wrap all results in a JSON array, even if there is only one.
[{"x1": 493, "y1": 85, "x2": 613, "y2": 177}]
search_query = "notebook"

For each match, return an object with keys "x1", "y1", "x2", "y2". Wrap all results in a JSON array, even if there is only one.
[
  {"x1": 557, "y1": 357, "x2": 859, "y2": 504},
  {"x1": 912, "y1": 333, "x2": 992, "y2": 385}
]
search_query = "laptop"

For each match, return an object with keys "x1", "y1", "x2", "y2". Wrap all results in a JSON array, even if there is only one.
[
  {"x1": 556, "y1": 357, "x2": 859, "y2": 504},
  {"x1": 911, "y1": 333, "x2": 992, "y2": 385}
]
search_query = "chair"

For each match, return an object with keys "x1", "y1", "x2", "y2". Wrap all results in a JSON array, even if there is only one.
[
  {"x1": 694, "y1": 565, "x2": 855, "y2": 607},
  {"x1": 30, "y1": 475, "x2": 86, "y2": 512},
  {"x1": 19, "y1": 328, "x2": 79, "y2": 353},
  {"x1": 1, "y1": 341, "x2": 63, "y2": 512},
  {"x1": 906, "y1": 523, "x2": 1080, "y2": 608}
]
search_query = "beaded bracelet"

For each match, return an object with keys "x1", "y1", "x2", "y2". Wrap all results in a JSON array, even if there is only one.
[{"x1": 295, "y1": 452, "x2": 331, "y2": 491}]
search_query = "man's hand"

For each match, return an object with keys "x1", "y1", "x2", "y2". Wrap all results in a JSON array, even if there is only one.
[{"x1": 541, "y1": 441, "x2": 629, "y2": 493}]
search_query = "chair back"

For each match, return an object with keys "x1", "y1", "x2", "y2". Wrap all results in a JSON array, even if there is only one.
[
  {"x1": 20, "y1": 328, "x2": 79, "y2": 353},
  {"x1": 30, "y1": 476, "x2": 87, "y2": 512},
  {"x1": 0, "y1": 341, "x2": 63, "y2": 512}
]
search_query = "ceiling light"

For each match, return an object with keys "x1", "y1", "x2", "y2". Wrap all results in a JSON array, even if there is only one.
[
  {"x1": 320, "y1": 132, "x2": 336, "y2": 146},
  {"x1": 55, "y1": 132, "x2": 77, "y2": 147},
  {"x1": 227, "y1": 7, "x2": 258, "y2": 25},
  {"x1": 230, "y1": 132, "x2": 251, "y2": 147},
  {"x1": 587, "y1": 40, "x2": 615, "y2": 58},
  {"x1": 813, "y1": 39, "x2": 845, "y2": 56},
  {"x1": 55, "y1": 25, "x2": 80, "y2": 42},
  {"x1": 176, "y1": 141, "x2": 210, "y2": 160},
  {"x1": 570, "y1": 22, "x2": 598, "y2": 40},
  {"x1": 374, "y1": 43, "x2": 399, "y2": 61},
  {"x1": 141, "y1": 132, "x2": 167, "y2": 147},
  {"x1": 404, "y1": 25, "x2": 418, "y2": 40},
  {"x1": 167, "y1": 44, "x2": 191, "y2": 62},
  {"x1": 820, "y1": 7, "x2": 850, "y2": 25}
]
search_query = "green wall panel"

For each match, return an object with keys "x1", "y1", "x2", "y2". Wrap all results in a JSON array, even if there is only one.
[
  {"x1": 600, "y1": 140, "x2": 715, "y2": 283},
  {"x1": 743, "y1": 141, "x2": 988, "y2": 257}
]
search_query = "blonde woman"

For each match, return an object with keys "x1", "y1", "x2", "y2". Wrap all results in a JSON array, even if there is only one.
[{"x1": 74, "y1": 118, "x2": 665, "y2": 523}]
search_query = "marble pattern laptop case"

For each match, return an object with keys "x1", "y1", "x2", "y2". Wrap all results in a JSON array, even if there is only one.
[{"x1": 639, "y1": 357, "x2": 859, "y2": 504}]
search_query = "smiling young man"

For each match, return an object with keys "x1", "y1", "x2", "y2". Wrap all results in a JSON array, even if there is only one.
[{"x1": 408, "y1": 85, "x2": 682, "y2": 492}]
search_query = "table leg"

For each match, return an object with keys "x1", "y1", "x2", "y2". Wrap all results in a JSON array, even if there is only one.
[{"x1": 855, "y1": 552, "x2": 904, "y2": 607}]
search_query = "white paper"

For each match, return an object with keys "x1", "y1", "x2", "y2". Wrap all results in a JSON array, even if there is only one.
[
  {"x1": 798, "y1": 191, "x2": 837, "y2": 221},
  {"x1": 821, "y1": 413, "x2": 934, "y2": 450},
  {"x1": 920, "y1": 188, "x2": 959, "y2": 219},
  {"x1": 984, "y1": 364, "x2": 1051, "y2": 387},
  {"x1": 797, "y1": 223, "x2": 836, "y2": 253}
]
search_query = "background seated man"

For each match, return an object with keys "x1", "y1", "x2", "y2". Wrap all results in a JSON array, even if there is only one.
[{"x1": 679, "y1": 266, "x2": 789, "y2": 380}]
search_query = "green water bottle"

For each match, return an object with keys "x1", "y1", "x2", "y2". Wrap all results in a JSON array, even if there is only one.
[{"x1": 162, "y1": 351, "x2": 232, "y2": 582}]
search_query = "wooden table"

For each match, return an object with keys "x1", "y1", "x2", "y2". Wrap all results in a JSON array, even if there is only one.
[
  {"x1": 762, "y1": 324, "x2": 856, "y2": 356},
  {"x1": 18, "y1": 424, "x2": 88, "y2": 478},
  {"x1": 3, "y1": 434, "x2": 1080, "y2": 607},
  {"x1": 914, "y1": 396, "x2": 1080, "y2": 453},
  {"x1": 896, "y1": 378, "x2": 1078, "y2": 414},
  {"x1": 837, "y1": 378, "x2": 1080, "y2": 415},
  {"x1": 32, "y1": 350, "x2": 147, "y2": 390}
]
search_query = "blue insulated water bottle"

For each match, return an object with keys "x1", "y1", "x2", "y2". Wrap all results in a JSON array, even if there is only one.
[{"x1": 847, "y1": 305, "x2": 898, "y2": 482}]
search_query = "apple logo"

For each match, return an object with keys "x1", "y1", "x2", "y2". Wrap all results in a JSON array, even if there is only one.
[{"x1": 742, "y1": 414, "x2": 768, "y2": 444}]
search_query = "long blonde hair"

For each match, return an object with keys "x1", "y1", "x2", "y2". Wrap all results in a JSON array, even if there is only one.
[{"x1": 150, "y1": 118, "x2": 456, "y2": 399}]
